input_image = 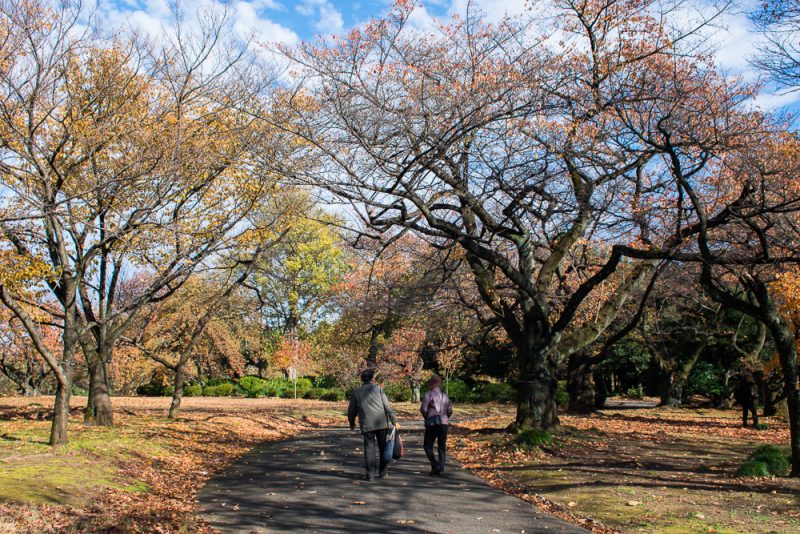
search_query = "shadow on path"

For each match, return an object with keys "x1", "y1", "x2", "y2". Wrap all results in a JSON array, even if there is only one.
[{"x1": 199, "y1": 421, "x2": 586, "y2": 533}]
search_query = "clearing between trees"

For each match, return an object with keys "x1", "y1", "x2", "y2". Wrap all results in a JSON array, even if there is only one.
[{"x1": 0, "y1": 397, "x2": 796, "y2": 533}]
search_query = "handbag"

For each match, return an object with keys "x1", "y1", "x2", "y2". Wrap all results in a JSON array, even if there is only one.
[
  {"x1": 424, "y1": 415, "x2": 442, "y2": 428},
  {"x1": 384, "y1": 427, "x2": 396, "y2": 462},
  {"x1": 424, "y1": 390, "x2": 443, "y2": 428},
  {"x1": 392, "y1": 429, "x2": 404, "y2": 459}
]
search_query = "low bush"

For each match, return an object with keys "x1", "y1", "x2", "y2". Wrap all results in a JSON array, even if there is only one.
[
  {"x1": 262, "y1": 377, "x2": 289, "y2": 397},
  {"x1": 238, "y1": 376, "x2": 267, "y2": 398},
  {"x1": 278, "y1": 377, "x2": 313, "y2": 398},
  {"x1": 624, "y1": 386, "x2": 644, "y2": 399},
  {"x1": 473, "y1": 382, "x2": 515, "y2": 403},
  {"x1": 443, "y1": 379, "x2": 473, "y2": 402},
  {"x1": 735, "y1": 460, "x2": 771, "y2": 477},
  {"x1": 205, "y1": 378, "x2": 234, "y2": 387},
  {"x1": 304, "y1": 387, "x2": 325, "y2": 400},
  {"x1": 135, "y1": 381, "x2": 168, "y2": 397},
  {"x1": 750, "y1": 445, "x2": 790, "y2": 475},
  {"x1": 736, "y1": 444, "x2": 790, "y2": 477},
  {"x1": 515, "y1": 428, "x2": 552, "y2": 449},
  {"x1": 320, "y1": 388, "x2": 346, "y2": 401},
  {"x1": 203, "y1": 383, "x2": 235, "y2": 397},
  {"x1": 184, "y1": 384, "x2": 203, "y2": 397},
  {"x1": 313, "y1": 375, "x2": 337, "y2": 389},
  {"x1": 384, "y1": 382, "x2": 411, "y2": 402}
]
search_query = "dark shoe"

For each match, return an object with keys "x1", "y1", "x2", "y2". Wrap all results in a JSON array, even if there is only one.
[
  {"x1": 379, "y1": 467, "x2": 389, "y2": 478},
  {"x1": 365, "y1": 474, "x2": 375, "y2": 482},
  {"x1": 428, "y1": 469, "x2": 440, "y2": 476}
]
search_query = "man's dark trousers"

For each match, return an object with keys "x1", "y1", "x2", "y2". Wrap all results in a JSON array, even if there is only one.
[
  {"x1": 424, "y1": 424, "x2": 449, "y2": 473},
  {"x1": 742, "y1": 401, "x2": 759, "y2": 427},
  {"x1": 363, "y1": 428, "x2": 388, "y2": 479}
]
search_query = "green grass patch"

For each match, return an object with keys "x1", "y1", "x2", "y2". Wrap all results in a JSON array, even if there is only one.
[
  {"x1": 736, "y1": 444, "x2": 790, "y2": 477},
  {"x1": 0, "y1": 421, "x2": 157, "y2": 505},
  {"x1": 515, "y1": 428, "x2": 552, "y2": 449}
]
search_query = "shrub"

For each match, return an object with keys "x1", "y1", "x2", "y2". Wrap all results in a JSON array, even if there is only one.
[
  {"x1": 515, "y1": 428, "x2": 552, "y2": 449},
  {"x1": 205, "y1": 378, "x2": 234, "y2": 387},
  {"x1": 443, "y1": 379, "x2": 472, "y2": 402},
  {"x1": 384, "y1": 382, "x2": 411, "y2": 402},
  {"x1": 735, "y1": 460, "x2": 771, "y2": 477},
  {"x1": 262, "y1": 377, "x2": 290, "y2": 397},
  {"x1": 184, "y1": 384, "x2": 203, "y2": 397},
  {"x1": 304, "y1": 387, "x2": 325, "y2": 400},
  {"x1": 736, "y1": 445, "x2": 790, "y2": 477},
  {"x1": 279, "y1": 377, "x2": 313, "y2": 398},
  {"x1": 71, "y1": 385, "x2": 88, "y2": 396},
  {"x1": 320, "y1": 388, "x2": 346, "y2": 401},
  {"x1": 136, "y1": 381, "x2": 168, "y2": 397},
  {"x1": 473, "y1": 382, "x2": 515, "y2": 403},
  {"x1": 164, "y1": 386, "x2": 174, "y2": 396},
  {"x1": 313, "y1": 375, "x2": 337, "y2": 388},
  {"x1": 204, "y1": 383, "x2": 235, "y2": 397},
  {"x1": 624, "y1": 386, "x2": 644, "y2": 399},
  {"x1": 556, "y1": 380, "x2": 569, "y2": 408},
  {"x1": 238, "y1": 376, "x2": 268, "y2": 398},
  {"x1": 750, "y1": 445, "x2": 790, "y2": 475}
]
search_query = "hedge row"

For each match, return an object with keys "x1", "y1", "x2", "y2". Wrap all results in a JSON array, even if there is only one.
[{"x1": 136, "y1": 376, "x2": 345, "y2": 401}]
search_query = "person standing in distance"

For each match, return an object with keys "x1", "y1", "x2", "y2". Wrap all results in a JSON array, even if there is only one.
[
  {"x1": 348, "y1": 368, "x2": 397, "y2": 481},
  {"x1": 421, "y1": 375, "x2": 453, "y2": 476}
]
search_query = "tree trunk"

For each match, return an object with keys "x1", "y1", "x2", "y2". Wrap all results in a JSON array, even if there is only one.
[
  {"x1": 567, "y1": 354, "x2": 595, "y2": 414},
  {"x1": 85, "y1": 354, "x2": 114, "y2": 426},
  {"x1": 660, "y1": 343, "x2": 705, "y2": 407},
  {"x1": 513, "y1": 340, "x2": 558, "y2": 430},
  {"x1": 410, "y1": 379, "x2": 420, "y2": 403},
  {"x1": 594, "y1": 371, "x2": 609, "y2": 408},
  {"x1": 168, "y1": 364, "x2": 186, "y2": 419},
  {"x1": 764, "y1": 312, "x2": 800, "y2": 476},
  {"x1": 50, "y1": 364, "x2": 74, "y2": 446}
]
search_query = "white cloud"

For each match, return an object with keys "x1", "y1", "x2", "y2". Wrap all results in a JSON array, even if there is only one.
[
  {"x1": 449, "y1": 0, "x2": 528, "y2": 21},
  {"x1": 296, "y1": 0, "x2": 344, "y2": 36}
]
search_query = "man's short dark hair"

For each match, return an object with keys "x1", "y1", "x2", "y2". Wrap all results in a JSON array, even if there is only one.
[{"x1": 361, "y1": 368, "x2": 375, "y2": 383}]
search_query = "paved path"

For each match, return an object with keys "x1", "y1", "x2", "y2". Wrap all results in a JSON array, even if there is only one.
[{"x1": 199, "y1": 423, "x2": 585, "y2": 533}]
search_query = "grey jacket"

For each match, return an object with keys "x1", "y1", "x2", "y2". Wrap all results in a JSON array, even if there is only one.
[{"x1": 348, "y1": 383, "x2": 397, "y2": 434}]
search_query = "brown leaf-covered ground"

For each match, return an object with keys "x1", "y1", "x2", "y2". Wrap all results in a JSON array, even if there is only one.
[
  {"x1": 0, "y1": 396, "x2": 507, "y2": 533},
  {"x1": 1, "y1": 397, "x2": 797, "y2": 533},
  {"x1": 449, "y1": 403, "x2": 799, "y2": 534},
  {"x1": 0, "y1": 396, "x2": 348, "y2": 533}
]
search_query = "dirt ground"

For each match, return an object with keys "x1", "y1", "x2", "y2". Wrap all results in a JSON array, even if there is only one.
[
  {"x1": 450, "y1": 404, "x2": 800, "y2": 534},
  {"x1": 2, "y1": 396, "x2": 797, "y2": 533}
]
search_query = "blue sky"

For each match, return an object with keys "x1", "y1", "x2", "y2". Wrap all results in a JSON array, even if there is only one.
[{"x1": 95, "y1": 0, "x2": 798, "y2": 111}]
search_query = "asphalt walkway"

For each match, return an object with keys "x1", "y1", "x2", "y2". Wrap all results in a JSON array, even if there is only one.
[{"x1": 199, "y1": 422, "x2": 586, "y2": 533}]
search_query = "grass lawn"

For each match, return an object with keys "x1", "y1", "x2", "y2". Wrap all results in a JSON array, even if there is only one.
[
  {"x1": 0, "y1": 395, "x2": 511, "y2": 532},
  {"x1": 450, "y1": 402, "x2": 799, "y2": 534},
  {"x1": 2, "y1": 396, "x2": 797, "y2": 533}
]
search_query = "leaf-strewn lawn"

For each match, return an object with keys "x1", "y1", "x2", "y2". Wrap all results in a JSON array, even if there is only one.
[
  {"x1": 449, "y1": 403, "x2": 800, "y2": 534},
  {"x1": 2, "y1": 398, "x2": 797, "y2": 533}
]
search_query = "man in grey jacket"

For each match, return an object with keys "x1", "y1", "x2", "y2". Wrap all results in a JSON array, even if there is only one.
[{"x1": 348, "y1": 368, "x2": 397, "y2": 481}]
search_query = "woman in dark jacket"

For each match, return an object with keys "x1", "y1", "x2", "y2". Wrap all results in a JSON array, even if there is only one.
[{"x1": 420, "y1": 375, "x2": 453, "y2": 476}]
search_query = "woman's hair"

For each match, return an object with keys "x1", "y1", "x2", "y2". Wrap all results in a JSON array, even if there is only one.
[{"x1": 427, "y1": 375, "x2": 442, "y2": 388}]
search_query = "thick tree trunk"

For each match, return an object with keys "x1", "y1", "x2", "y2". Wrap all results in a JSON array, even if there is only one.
[
  {"x1": 660, "y1": 344, "x2": 705, "y2": 407},
  {"x1": 85, "y1": 354, "x2": 114, "y2": 426},
  {"x1": 764, "y1": 313, "x2": 800, "y2": 477},
  {"x1": 567, "y1": 354, "x2": 595, "y2": 414},
  {"x1": 593, "y1": 371, "x2": 609, "y2": 408},
  {"x1": 50, "y1": 365, "x2": 74, "y2": 446},
  {"x1": 514, "y1": 340, "x2": 558, "y2": 430},
  {"x1": 168, "y1": 364, "x2": 186, "y2": 419}
]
